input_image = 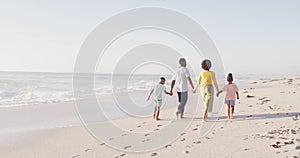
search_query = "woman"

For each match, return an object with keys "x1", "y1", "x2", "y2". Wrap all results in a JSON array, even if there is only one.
[{"x1": 192, "y1": 59, "x2": 220, "y2": 121}]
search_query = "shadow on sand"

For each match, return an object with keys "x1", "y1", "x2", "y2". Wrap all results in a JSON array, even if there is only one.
[{"x1": 179, "y1": 112, "x2": 299, "y2": 122}]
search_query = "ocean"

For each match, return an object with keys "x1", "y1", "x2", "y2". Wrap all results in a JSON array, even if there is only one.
[
  {"x1": 0, "y1": 71, "x2": 283, "y2": 108},
  {"x1": 0, "y1": 71, "x2": 174, "y2": 107},
  {"x1": 0, "y1": 71, "x2": 285, "y2": 133}
]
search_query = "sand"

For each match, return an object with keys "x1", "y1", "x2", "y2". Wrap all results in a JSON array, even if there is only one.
[{"x1": 1, "y1": 77, "x2": 300, "y2": 158}]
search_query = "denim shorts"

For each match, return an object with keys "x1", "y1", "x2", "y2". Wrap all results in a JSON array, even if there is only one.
[{"x1": 225, "y1": 100, "x2": 235, "y2": 105}]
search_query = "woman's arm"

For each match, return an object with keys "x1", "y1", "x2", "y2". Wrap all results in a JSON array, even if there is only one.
[
  {"x1": 211, "y1": 72, "x2": 219, "y2": 92},
  {"x1": 193, "y1": 73, "x2": 202, "y2": 92},
  {"x1": 216, "y1": 90, "x2": 223, "y2": 97}
]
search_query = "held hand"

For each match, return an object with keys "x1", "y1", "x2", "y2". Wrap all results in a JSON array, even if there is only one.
[
  {"x1": 237, "y1": 96, "x2": 240, "y2": 100},
  {"x1": 192, "y1": 89, "x2": 196, "y2": 93},
  {"x1": 216, "y1": 92, "x2": 219, "y2": 97},
  {"x1": 147, "y1": 96, "x2": 150, "y2": 101},
  {"x1": 170, "y1": 91, "x2": 173, "y2": 96}
]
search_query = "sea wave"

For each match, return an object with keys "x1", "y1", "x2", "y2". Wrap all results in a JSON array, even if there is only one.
[{"x1": 0, "y1": 72, "x2": 164, "y2": 107}]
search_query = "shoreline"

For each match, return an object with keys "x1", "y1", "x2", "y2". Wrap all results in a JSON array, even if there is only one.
[{"x1": 1, "y1": 76, "x2": 300, "y2": 157}]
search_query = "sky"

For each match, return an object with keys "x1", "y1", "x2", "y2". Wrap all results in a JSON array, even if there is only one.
[{"x1": 0, "y1": 0, "x2": 300, "y2": 76}]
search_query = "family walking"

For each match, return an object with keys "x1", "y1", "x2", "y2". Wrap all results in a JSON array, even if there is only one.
[{"x1": 148, "y1": 58, "x2": 239, "y2": 121}]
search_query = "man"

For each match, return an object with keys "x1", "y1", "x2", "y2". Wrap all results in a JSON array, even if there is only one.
[{"x1": 170, "y1": 58, "x2": 194, "y2": 119}]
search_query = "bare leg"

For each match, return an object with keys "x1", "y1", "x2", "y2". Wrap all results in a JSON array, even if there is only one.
[
  {"x1": 231, "y1": 105, "x2": 234, "y2": 119},
  {"x1": 155, "y1": 107, "x2": 160, "y2": 120},
  {"x1": 153, "y1": 106, "x2": 157, "y2": 119},
  {"x1": 203, "y1": 111, "x2": 207, "y2": 122},
  {"x1": 227, "y1": 104, "x2": 231, "y2": 119}
]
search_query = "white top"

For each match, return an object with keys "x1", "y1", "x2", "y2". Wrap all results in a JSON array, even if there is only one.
[
  {"x1": 153, "y1": 84, "x2": 166, "y2": 100},
  {"x1": 172, "y1": 66, "x2": 191, "y2": 92}
]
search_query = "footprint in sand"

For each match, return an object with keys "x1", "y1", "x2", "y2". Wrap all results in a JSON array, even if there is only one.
[
  {"x1": 72, "y1": 155, "x2": 80, "y2": 158},
  {"x1": 185, "y1": 145, "x2": 191, "y2": 148},
  {"x1": 192, "y1": 128, "x2": 198, "y2": 131},
  {"x1": 108, "y1": 138, "x2": 114, "y2": 141},
  {"x1": 193, "y1": 140, "x2": 201, "y2": 144},
  {"x1": 153, "y1": 128, "x2": 159, "y2": 131},
  {"x1": 144, "y1": 133, "x2": 150, "y2": 137},
  {"x1": 115, "y1": 153, "x2": 126, "y2": 158},
  {"x1": 84, "y1": 148, "x2": 92, "y2": 152},
  {"x1": 180, "y1": 138, "x2": 186, "y2": 141},
  {"x1": 284, "y1": 141, "x2": 294, "y2": 145},
  {"x1": 157, "y1": 124, "x2": 163, "y2": 127},
  {"x1": 183, "y1": 150, "x2": 190, "y2": 154},
  {"x1": 142, "y1": 138, "x2": 151, "y2": 142},
  {"x1": 99, "y1": 143, "x2": 105, "y2": 146},
  {"x1": 137, "y1": 125, "x2": 142, "y2": 128},
  {"x1": 121, "y1": 133, "x2": 127, "y2": 136},
  {"x1": 164, "y1": 144, "x2": 172, "y2": 148},
  {"x1": 150, "y1": 153, "x2": 158, "y2": 157},
  {"x1": 124, "y1": 145, "x2": 132, "y2": 150},
  {"x1": 142, "y1": 122, "x2": 147, "y2": 124},
  {"x1": 180, "y1": 132, "x2": 186, "y2": 136}
]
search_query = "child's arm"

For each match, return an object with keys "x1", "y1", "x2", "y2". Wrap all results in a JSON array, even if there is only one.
[
  {"x1": 217, "y1": 90, "x2": 223, "y2": 97},
  {"x1": 235, "y1": 84, "x2": 239, "y2": 99},
  {"x1": 164, "y1": 90, "x2": 171, "y2": 96},
  {"x1": 236, "y1": 91, "x2": 239, "y2": 100},
  {"x1": 147, "y1": 89, "x2": 154, "y2": 101}
]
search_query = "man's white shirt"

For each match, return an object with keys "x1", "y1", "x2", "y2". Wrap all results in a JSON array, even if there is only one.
[{"x1": 172, "y1": 67, "x2": 191, "y2": 92}]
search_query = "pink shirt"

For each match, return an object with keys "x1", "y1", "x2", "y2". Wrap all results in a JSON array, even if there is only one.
[{"x1": 223, "y1": 83, "x2": 238, "y2": 100}]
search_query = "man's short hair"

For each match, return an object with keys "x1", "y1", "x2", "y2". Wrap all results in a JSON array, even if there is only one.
[{"x1": 179, "y1": 58, "x2": 186, "y2": 64}]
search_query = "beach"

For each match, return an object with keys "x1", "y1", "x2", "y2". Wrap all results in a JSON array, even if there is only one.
[{"x1": 1, "y1": 76, "x2": 300, "y2": 158}]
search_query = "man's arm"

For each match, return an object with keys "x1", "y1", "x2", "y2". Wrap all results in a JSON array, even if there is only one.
[
  {"x1": 187, "y1": 77, "x2": 194, "y2": 90},
  {"x1": 170, "y1": 80, "x2": 175, "y2": 96},
  {"x1": 164, "y1": 90, "x2": 171, "y2": 96}
]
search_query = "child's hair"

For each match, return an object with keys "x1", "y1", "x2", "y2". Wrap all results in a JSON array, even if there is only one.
[
  {"x1": 227, "y1": 73, "x2": 233, "y2": 81},
  {"x1": 201, "y1": 59, "x2": 212, "y2": 70},
  {"x1": 160, "y1": 77, "x2": 166, "y2": 81}
]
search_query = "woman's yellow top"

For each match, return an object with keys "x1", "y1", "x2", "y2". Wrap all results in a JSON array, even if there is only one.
[{"x1": 194, "y1": 70, "x2": 219, "y2": 92}]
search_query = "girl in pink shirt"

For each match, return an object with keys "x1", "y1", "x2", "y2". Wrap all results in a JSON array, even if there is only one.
[{"x1": 217, "y1": 73, "x2": 239, "y2": 119}]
